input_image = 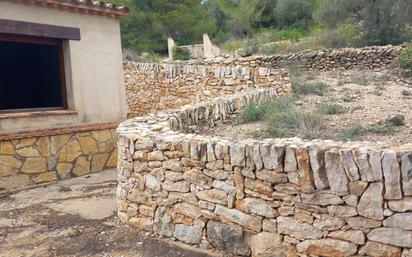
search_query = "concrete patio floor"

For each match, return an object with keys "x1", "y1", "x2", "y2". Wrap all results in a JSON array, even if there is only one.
[{"x1": 0, "y1": 169, "x2": 220, "y2": 257}]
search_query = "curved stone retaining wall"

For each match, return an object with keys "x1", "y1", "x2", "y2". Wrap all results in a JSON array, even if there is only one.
[
  {"x1": 124, "y1": 62, "x2": 290, "y2": 117},
  {"x1": 117, "y1": 88, "x2": 412, "y2": 257},
  {"x1": 195, "y1": 45, "x2": 401, "y2": 71}
]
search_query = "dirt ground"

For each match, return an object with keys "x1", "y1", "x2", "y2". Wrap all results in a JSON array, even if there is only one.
[
  {"x1": 202, "y1": 69, "x2": 412, "y2": 146},
  {"x1": 0, "y1": 170, "x2": 219, "y2": 257}
]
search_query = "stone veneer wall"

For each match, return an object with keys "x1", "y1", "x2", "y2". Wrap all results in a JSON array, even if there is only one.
[
  {"x1": 117, "y1": 88, "x2": 412, "y2": 257},
  {"x1": 124, "y1": 62, "x2": 290, "y2": 117},
  {"x1": 195, "y1": 45, "x2": 402, "y2": 71},
  {"x1": 0, "y1": 127, "x2": 118, "y2": 191}
]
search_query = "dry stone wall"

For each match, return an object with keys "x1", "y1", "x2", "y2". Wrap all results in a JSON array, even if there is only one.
[
  {"x1": 124, "y1": 62, "x2": 290, "y2": 117},
  {"x1": 117, "y1": 87, "x2": 412, "y2": 257},
  {"x1": 196, "y1": 45, "x2": 401, "y2": 71},
  {"x1": 0, "y1": 128, "x2": 117, "y2": 191}
]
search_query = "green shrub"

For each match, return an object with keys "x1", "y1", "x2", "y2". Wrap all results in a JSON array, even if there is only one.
[
  {"x1": 338, "y1": 124, "x2": 365, "y2": 141},
  {"x1": 350, "y1": 74, "x2": 369, "y2": 86},
  {"x1": 271, "y1": 26, "x2": 308, "y2": 41},
  {"x1": 318, "y1": 103, "x2": 345, "y2": 115},
  {"x1": 292, "y1": 79, "x2": 328, "y2": 96},
  {"x1": 366, "y1": 123, "x2": 395, "y2": 134},
  {"x1": 173, "y1": 46, "x2": 191, "y2": 60},
  {"x1": 397, "y1": 42, "x2": 412, "y2": 77},
  {"x1": 274, "y1": 0, "x2": 313, "y2": 27},
  {"x1": 241, "y1": 104, "x2": 267, "y2": 123},
  {"x1": 319, "y1": 20, "x2": 362, "y2": 48},
  {"x1": 240, "y1": 37, "x2": 260, "y2": 57}
]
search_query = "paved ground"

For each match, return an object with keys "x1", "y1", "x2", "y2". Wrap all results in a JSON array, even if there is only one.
[{"x1": 0, "y1": 170, "x2": 220, "y2": 257}]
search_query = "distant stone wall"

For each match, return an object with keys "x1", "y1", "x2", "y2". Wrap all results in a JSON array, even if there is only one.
[
  {"x1": 197, "y1": 45, "x2": 402, "y2": 71},
  {"x1": 124, "y1": 62, "x2": 290, "y2": 117},
  {"x1": 117, "y1": 88, "x2": 412, "y2": 257},
  {"x1": 0, "y1": 125, "x2": 117, "y2": 191}
]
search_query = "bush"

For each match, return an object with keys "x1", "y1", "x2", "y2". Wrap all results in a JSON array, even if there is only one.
[
  {"x1": 239, "y1": 37, "x2": 260, "y2": 57},
  {"x1": 319, "y1": 20, "x2": 362, "y2": 48},
  {"x1": 338, "y1": 124, "x2": 365, "y2": 141},
  {"x1": 291, "y1": 79, "x2": 328, "y2": 96},
  {"x1": 313, "y1": 0, "x2": 348, "y2": 28},
  {"x1": 318, "y1": 103, "x2": 345, "y2": 115},
  {"x1": 274, "y1": 0, "x2": 313, "y2": 27},
  {"x1": 173, "y1": 46, "x2": 191, "y2": 60},
  {"x1": 241, "y1": 104, "x2": 266, "y2": 123},
  {"x1": 397, "y1": 42, "x2": 412, "y2": 77},
  {"x1": 271, "y1": 26, "x2": 308, "y2": 42}
]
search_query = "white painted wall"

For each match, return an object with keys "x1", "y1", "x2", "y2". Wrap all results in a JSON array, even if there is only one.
[{"x1": 0, "y1": 1, "x2": 127, "y2": 132}]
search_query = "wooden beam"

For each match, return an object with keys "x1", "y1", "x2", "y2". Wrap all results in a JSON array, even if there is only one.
[{"x1": 0, "y1": 19, "x2": 80, "y2": 40}]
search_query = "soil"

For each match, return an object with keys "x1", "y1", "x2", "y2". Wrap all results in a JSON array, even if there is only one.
[
  {"x1": 201, "y1": 69, "x2": 412, "y2": 147},
  {"x1": 0, "y1": 170, "x2": 220, "y2": 257}
]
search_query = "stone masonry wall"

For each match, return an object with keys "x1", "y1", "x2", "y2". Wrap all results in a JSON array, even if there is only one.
[
  {"x1": 117, "y1": 88, "x2": 412, "y2": 257},
  {"x1": 124, "y1": 62, "x2": 290, "y2": 117},
  {"x1": 0, "y1": 128, "x2": 117, "y2": 191},
  {"x1": 195, "y1": 45, "x2": 401, "y2": 71}
]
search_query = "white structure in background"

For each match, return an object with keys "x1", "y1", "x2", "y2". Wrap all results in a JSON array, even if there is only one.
[{"x1": 168, "y1": 33, "x2": 220, "y2": 60}]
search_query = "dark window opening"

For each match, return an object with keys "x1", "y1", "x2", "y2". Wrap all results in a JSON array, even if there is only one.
[{"x1": 0, "y1": 35, "x2": 67, "y2": 112}]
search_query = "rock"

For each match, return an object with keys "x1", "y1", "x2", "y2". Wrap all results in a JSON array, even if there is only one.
[
  {"x1": 250, "y1": 232, "x2": 288, "y2": 257},
  {"x1": 385, "y1": 114, "x2": 405, "y2": 126},
  {"x1": 174, "y1": 220, "x2": 205, "y2": 244},
  {"x1": 16, "y1": 146, "x2": 41, "y2": 157},
  {"x1": 383, "y1": 213, "x2": 412, "y2": 230},
  {"x1": 328, "y1": 230, "x2": 365, "y2": 245},
  {"x1": 368, "y1": 228, "x2": 412, "y2": 248},
  {"x1": 212, "y1": 180, "x2": 236, "y2": 194},
  {"x1": 252, "y1": 144, "x2": 263, "y2": 171},
  {"x1": 162, "y1": 181, "x2": 190, "y2": 192},
  {"x1": 388, "y1": 197, "x2": 412, "y2": 212},
  {"x1": 56, "y1": 162, "x2": 73, "y2": 179},
  {"x1": 33, "y1": 172, "x2": 58, "y2": 183},
  {"x1": 78, "y1": 136, "x2": 98, "y2": 155},
  {"x1": 327, "y1": 205, "x2": 357, "y2": 217},
  {"x1": 296, "y1": 147, "x2": 315, "y2": 193},
  {"x1": 297, "y1": 239, "x2": 357, "y2": 257},
  {"x1": 0, "y1": 156, "x2": 22, "y2": 176},
  {"x1": 262, "y1": 219, "x2": 277, "y2": 232},
  {"x1": 0, "y1": 175, "x2": 30, "y2": 190},
  {"x1": 183, "y1": 169, "x2": 212, "y2": 189},
  {"x1": 260, "y1": 144, "x2": 283, "y2": 170},
  {"x1": 0, "y1": 141, "x2": 15, "y2": 155},
  {"x1": 345, "y1": 216, "x2": 382, "y2": 230},
  {"x1": 313, "y1": 216, "x2": 345, "y2": 231},
  {"x1": 196, "y1": 189, "x2": 227, "y2": 205},
  {"x1": 147, "y1": 150, "x2": 165, "y2": 161},
  {"x1": 203, "y1": 169, "x2": 230, "y2": 180},
  {"x1": 369, "y1": 149, "x2": 383, "y2": 181},
  {"x1": 301, "y1": 191, "x2": 343, "y2": 206},
  {"x1": 255, "y1": 169, "x2": 287, "y2": 184},
  {"x1": 325, "y1": 150, "x2": 349, "y2": 196},
  {"x1": 277, "y1": 216, "x2": 324, "y2": 240},
  {"x1": 359, "y1": 241, "x2": 401, "y2": 257},
  {"x1": 382, "y1": 151, "x2": 402, "y2": 200},
  {"x1": 401, "y1": 153, "x2": 412, "y2": 196},
  {"x1": 58, "y1": 139, "x2": 82, "y2": 162},
  {"x1": 236, "y1": 198, "x2": 277, "y2": 218},
  {"x1": 357, "y1": 182, "x2": 384, "y2": 220},
  {"x1": 163, "y1": 159, "x2": 183, "y2": 171},
  {"x1": 244, "y1": 178, "x2": 273, "y2": 196},
  {"x1": 21, "y1": 157, "x2": 47, "y2": 174},
  {"x1": 91, "y1": 153, "x2": 110, "y2": 172},
  {"x1": 129, "y1": 217, "x2": 153, "y2": 232},
  {"x1": 343, "y1": 195, "x2": 358, "y2": 206},
  {"x1": 353, "y1": 148, "x2": 375, "y2": 181},
  {"x1": 214, "y1": 205, "x2": 261, "y2": 232},
  {"x1": 308, "y1": 145, "x2": 329, "y2": 190},
  {"x1": 339, "y1": 149, "x2": 360, "y2": 181},
  {"x1": 349, "y1": 181, "x2": 368, "y2": 196},
  {"x1": 230, "y1": 144, "x2": 245, "y2": 166},
  {"x1": 284, "y1": 145, "x2": 297, "y2": 172},
  {"x1": 72, "y1": 156, "x2": 90, "y2": 176},
  {"x1": 206, "y1": 221, "x2": 250, "y2": 256}
]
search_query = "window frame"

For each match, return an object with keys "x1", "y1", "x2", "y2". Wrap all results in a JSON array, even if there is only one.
[{"x1": 0, "y1": 33, "x2": 68, "y2": 114}]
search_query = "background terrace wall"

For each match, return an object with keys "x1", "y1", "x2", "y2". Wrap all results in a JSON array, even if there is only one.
[{"x1": 117, "y1": 88, "x2": 412, "y2": 257}]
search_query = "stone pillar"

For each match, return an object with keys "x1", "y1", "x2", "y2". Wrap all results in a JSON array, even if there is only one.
[{"x1": 167, "y1": 37, "x2": 176, "y2": 61}]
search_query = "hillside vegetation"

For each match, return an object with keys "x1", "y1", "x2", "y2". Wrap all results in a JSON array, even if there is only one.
[{"x1": 112, "y1": 0, "x2": 412, "y2": 59}]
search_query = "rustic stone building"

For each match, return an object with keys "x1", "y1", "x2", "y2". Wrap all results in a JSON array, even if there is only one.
[{"x1": 0, "y1": 0, "x2": 128, "y2": 191}]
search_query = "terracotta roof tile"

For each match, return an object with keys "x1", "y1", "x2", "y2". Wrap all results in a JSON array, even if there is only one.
[{"x1": 9, "y1": 0, "x2": 129, "y2": 18}]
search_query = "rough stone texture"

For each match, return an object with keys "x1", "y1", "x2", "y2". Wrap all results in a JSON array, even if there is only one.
[
  {"x1": 401, "y1": 153, "x2": 412, "y2": 196},
  {"x1": 359, "y1": 241, "x2": 402, "y2": 257},
  {"x1": 0, "y1": 128, "x2": 117, "y2": 190},
  {"x1": 368, "y1": 228, "x2": 412, "y2": 248},
  {"x1": 206, "y1": 221, "x2": 250, "y2": 256},
  {"x1": 250, "y1": 232, "x2": 287, "y2": 257},
  {"x1": 382, "y1": 151, "x2": 403, "y2": 200},
  {"x1": 357, "y1": 182, "x2": 384, "y2": 220},
  {"x1": 117, "y1": 82, "x2": 412, "y2": 256},
  {"x1": 297, "y1": 239, "x2": 357, "y2": 257}
]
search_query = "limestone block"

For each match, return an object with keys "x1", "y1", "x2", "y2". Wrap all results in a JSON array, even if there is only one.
[
  {"x1": 0, "y1": 156, "x2": 22, "y2": 176},
  {"x1": 21, "y1": 157, "x2": 47, "y2": 174}
]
